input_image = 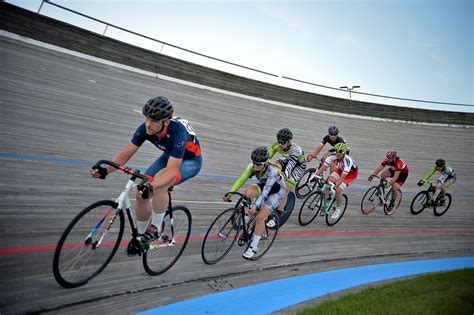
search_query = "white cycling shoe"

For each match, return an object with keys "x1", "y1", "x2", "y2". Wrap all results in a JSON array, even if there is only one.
[
  {"x1": 331, "y1": 208, "x2": 341, "y2": 219},
  {"x1": 242, "y1": 246, "x2": 258, "y2": 259}
]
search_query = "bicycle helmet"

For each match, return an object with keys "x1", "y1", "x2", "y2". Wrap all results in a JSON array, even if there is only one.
[
  {"x1": 142, "y1": 96, "x2": 174, "y2": 121},
  {"x1": 435, "y1": 158, "x2": 445, "y2": 167},
  {"x1": 251, "y1": 146, "x2": 269, "y2": 163},
  {"x1": 334, "y1": 142, "x2": 350, "y2": 153},
  {"x1": 328, "y1": 125, "x2": 339, "y2": 135},
  {"x1": 276, "y1": 128, "x2": 293, "y2": 143},
  {"x1": 386, "y1": 150, "x2": 397, "y2": 159}
]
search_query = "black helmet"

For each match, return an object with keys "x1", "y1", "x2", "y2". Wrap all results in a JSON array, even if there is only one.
[
  {"x1": 435, "y1": 159, "x2": 445, "y2": 167},
  {"x1": 251, "y1": 146, "x2": 269, "y2": 163},
  {"x1": 142, "y1": 96, "x2": 174, "y2": 121},
  {"x1": 328, "y1": 125, "x2": 339, "y2": 135},
  {"x1": 277, "y1": 128, "x2": 293, "y2": 143}
]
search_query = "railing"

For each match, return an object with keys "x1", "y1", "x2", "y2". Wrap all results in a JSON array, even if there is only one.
[{"x1": 37, "y1": 0, "x2": 473, "y2": 112}]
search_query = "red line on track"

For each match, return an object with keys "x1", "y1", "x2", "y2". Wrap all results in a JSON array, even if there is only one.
[{"x1": 1, "y1": 230, "x2": 473, "y2": 255}]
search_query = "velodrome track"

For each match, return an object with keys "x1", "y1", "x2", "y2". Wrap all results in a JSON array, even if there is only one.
[{"x1": 1, "y1": 35, "x2": 473, "y2": 314}]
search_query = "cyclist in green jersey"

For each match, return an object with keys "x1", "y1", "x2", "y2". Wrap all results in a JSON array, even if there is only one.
[{"x1": 417, "y1": 159, "x2": 456, "y2": 206}]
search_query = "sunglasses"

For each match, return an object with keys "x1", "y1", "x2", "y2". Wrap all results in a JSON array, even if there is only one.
[
  {"x1": 252, "y1": 161, "x2": 265, "y2": 166},
  {"x1": 337, "y1": 150, "x2": 345, "y2": 153},
  {"x1": 278, "y1": 141, "x2": 288, "y2": 145}
]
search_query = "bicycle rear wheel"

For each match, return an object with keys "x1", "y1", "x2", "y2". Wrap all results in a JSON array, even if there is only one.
[
  {"x1": 143, "y1": 206, "x2": 192, "y2": 276},
  {"x1": 384, "y1": 189, "x2": 403, "y2": 215},
  {"x1": 52, "y1": 200, "x2": 124, "y2": 288},
  {"x1": 201, "y1": 208, "x2": 241, "y2": 265},
  {"x1": 433, "y1": 193, "x2": 452, "y2": 216},
  {"x1": 248, "y1": 213, "x2": 279, "y2": 261},
  {"x1": 410, "y1": 191, "x2": 429, "y2": 215},
  {"x1": 295, "y1": 168, "x2": 317, "y2": 199},
  {"x1": 298, "y1": 191, "x2": 322, "y2": 226},
  {"x1": 360, "y1": 186, "x2": 380, "y2": 214},
  {"x1": 326, "y1": 194, "x2": 348, "y2": 226}
]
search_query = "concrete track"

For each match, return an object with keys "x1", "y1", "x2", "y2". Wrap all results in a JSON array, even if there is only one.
[{"x1": 0, "y1": 36, "x2": 473, "y2": 314}]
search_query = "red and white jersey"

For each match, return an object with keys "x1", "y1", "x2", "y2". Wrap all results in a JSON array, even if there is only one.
[
  {"x1": 381, "y1": 158, "x2": 409, "y2": 174},
  {"x1": 325, "y1": 153, "x2": 358, "y2": 174}
]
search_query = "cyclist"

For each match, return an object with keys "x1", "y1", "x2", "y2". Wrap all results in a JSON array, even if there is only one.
[
  {"x1": 306, "y1": 125, "x2": 349, "y2": 171},
  {"x1": 313, "y1": 142, "x2": 358, "y2": 219},
  {"x1": 267, "y1": 128, "x2": 306, "y2": 225},
  {"x1": 417, "y1": 159, "x2": 456, "y2": 206},
  {"x1": 90, "y1": 96, "x2": 202, "y2": 256},
  {"x1": 368, "y1": 150, "x2": 409, "y2": 211},
  {"x1": 223, "y1": 146, "x2": 286, "y2": 259}
]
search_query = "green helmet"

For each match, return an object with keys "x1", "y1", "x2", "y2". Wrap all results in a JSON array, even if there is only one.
[{"x1": 334, "y1": 142, "x2": 350, "y2": 153}]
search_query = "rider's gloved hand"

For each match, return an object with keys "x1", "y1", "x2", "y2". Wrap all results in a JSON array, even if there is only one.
[
  {"x1": 222, "y1": 193, "x2": 232, "y2": 202},
  {"x1": 91, "y1": 166, "x2": 108, "y2": 179},
  {"x1": 368, "y1": 175, "x2": 374, "y2": 181},
  {"x1": 137, "y1": 182, "x2": 154, "y2": 200},
  {"x1": 417, "y1": 180, "x2": 424, "y2": 187},
  {"x1": 306, "y1": 153, "x2": 316, "y2": 162}
]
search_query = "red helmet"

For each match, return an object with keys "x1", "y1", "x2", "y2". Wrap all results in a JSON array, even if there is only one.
[{"x1": 386, "y1": 150, "x2": 397, "y2": 159}]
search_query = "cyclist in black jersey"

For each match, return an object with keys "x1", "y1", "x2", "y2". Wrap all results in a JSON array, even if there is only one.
[{"x1": 306, "y1": 125, "x2": 348, "y2": 174}]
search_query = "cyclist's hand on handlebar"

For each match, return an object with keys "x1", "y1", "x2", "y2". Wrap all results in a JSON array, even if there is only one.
[
  {"x1": 136, "y1": 182, "x2": 154, "y2": 200},
  {"x1": 306, "y1": 153, "x2": 316, "y2": 162},
  {"x1": 417, "y1": 180, "x2": 424, "y2": 187},
  {"x1": 368, "y1": 175, "x2": 374, "y2": 181},
  {"x1": 222, "y1": 193, "x2": 232, "y2": 202},
  {"x1": 90, "y1": 166, "x2": 108, "y2": 179}
]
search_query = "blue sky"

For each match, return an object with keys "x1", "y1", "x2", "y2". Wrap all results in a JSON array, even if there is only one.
[{"x1": 8, "y1": 0, "x2": 473, "y2": 112}]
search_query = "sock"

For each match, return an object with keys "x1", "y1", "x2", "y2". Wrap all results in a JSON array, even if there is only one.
[
  {"x1": 250, "y1": 235, "x2": 261, "y2": 249},
  {"x1": 151, "y1": 212, "x2": 166, "y2": 232},
  {"x1": 136, "y1": 219, "x2": 150, "y2": 234}
]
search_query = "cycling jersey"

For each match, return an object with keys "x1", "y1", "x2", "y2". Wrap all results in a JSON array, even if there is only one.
[
  {"x1": 322, "y1": 135, "x2": 346, "y2": 148},
  {"x1": 229, "y1": 163, "x2": 286, "y2": 211},
  {"x1": 131, "y1": 117, "x2": 201, "y2": 159},
  {"x1": 269, "y1": 142, "x2": 306, "y2": 185},
  {"x1": 381, "y1": 158, "x2": 409, "y2": 175},
  {"x1": 423, "y1": 166, "x2": 456, "y2": 185},
  {"x1": 324, "y1": 152, "x2": 358, "y2": 174}
]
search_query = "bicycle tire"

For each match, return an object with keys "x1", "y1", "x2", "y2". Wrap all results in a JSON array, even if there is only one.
[
  {"x1": 384, "y1": 189, "x2": 403, "y2": 216},
  {"x1": 143, "y1": 206, "x2": 192, "y2": 276},
  {"x1": 52, "y1": 200, "x2": 123, "y2": 288},
  {"x1": 298, "y1": 191, "x2": 322, "y2": 226},
  {"x1": 360, "y1": 186, "x2": 380, "y2": 215},
  {"x1": 410, "y1": 191, "x2": 429, "y2": 215},
  {"x1": 326, "y1": 194, "x2": 348, "y2": 226},
  {"x1": 247, "y1": 212, "x2": 279, "y2": 261},
  {"x1": 295, "y1": 168, "x2": 317, "y2": 199},
  {"x1": 201, "y1": 208, "x2": 241, "y2": 265},
  {"x1": 433, "y1": 193, "x2": 452, "y2": 216}
]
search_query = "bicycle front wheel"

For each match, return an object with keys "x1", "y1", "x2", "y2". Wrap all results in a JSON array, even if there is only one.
[
  {"x1": 326, "y1": 194, "x2": 348, "y2": 226},
  {"x1": 433, "y1": 193, "x2": 452, "y2": 216},
  {"x1": 298, "y1": 191, "x2": 322, "y2": 226},
  {"x1": 361, "y1": 186, "x2": 380, "y2": 214},
  {"x1": 295, "y1": 168, "x2": 317, "y2": 199},
  {"x1": 384, "y1": 189, "x2": 402, "y2": 215},
  {"x1": 143, "y1": 206, "x2": 192, "y2": 276},
  {"x1": 201, "y1": 208, "x2": 241, "y2": 265},
  {"x1": 52, "y1": 200, "x2": 124, "y2": 288},
  {"x1": 248, "y1": 213, "x2": 279, "y2": 261},
  {"x1": 410, "y1": 191, "x2": 429, "y2": 215}
]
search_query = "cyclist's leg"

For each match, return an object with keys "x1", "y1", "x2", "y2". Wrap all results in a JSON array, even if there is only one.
[
  {"x1": 337, "y1": 171, "x2": 358, "y2": 207},
  {"x1": 381, "y1": 168, "x2": 391, "y2": 180}
]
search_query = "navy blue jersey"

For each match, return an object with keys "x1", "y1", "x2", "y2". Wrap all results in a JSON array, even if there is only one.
[{"x1": 131, "y1": 117, "x2": 201, "y2": 159}]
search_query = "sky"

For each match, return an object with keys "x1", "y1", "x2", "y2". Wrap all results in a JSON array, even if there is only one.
[{"x1": 7, "y1": 0, "x2": 474, "y2": 112}]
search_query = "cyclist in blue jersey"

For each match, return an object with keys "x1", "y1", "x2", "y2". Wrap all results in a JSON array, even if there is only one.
[{"x1": 90, "y1": 96, "x2": 202, "y2": 256}]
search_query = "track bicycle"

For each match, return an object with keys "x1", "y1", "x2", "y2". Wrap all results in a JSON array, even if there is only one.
[
  {"x1": 294, "y1": 158, "x2": 324, "y2": 199},
  {"x1": 410, "y1": 181, "x2": 452, "y2": 216},
  {"x1": 298, "y1": 176, "x2": 348, "y2": 226},
  {"x1": 360, "y1": 175, "x2": 402, "y2": 215},
  {"x1": 201, "y1": 192, "x2": 279, "y2": 264},
  {"x1": 52, "y1": 160, "x2": 192, "y2": 288}
]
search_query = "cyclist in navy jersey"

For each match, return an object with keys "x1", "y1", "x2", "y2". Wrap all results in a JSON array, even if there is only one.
[{"x1": 90, "y1": 97, "x2": 202, "y2": 255}]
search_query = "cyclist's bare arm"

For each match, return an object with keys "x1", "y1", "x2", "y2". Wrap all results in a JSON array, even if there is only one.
[
  {"x1": 370, "y1": 164, "x2": 384, "y2": 178},
  {"x1": 90, "y1": 142, "x2": 139, "y2": 177},
  {"x1": 335, "y1": 172, "x2": 348, "y2": 189},
  {"x1": 307, "y1": 143, "x2": 324, "y2": 161},
  {"x1": 151, "y1": 156, "x2": 182, "y2": 189},
  {"x1": 390, "y1": 170, "x2": 401, "y2": 185},
  {"x1": 315, "y1": 161, "x2": 329, "y2": 176}
]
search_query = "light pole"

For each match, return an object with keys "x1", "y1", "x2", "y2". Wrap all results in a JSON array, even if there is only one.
[{"x1": 340, "y1": 85, "x2": 360, "y2": 99}]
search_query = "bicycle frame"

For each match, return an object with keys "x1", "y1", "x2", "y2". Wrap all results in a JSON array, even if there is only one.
[{"x1": 319, "y1": 181, "x2": 336, "y2": 214}]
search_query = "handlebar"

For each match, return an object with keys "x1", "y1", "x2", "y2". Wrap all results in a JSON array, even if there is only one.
[
  {"x1": 224, "y1": 191, "x2": 252, "y2": 206},
  {"x1": 93, "y1": 160, "x2": 153, "y2": 186}
]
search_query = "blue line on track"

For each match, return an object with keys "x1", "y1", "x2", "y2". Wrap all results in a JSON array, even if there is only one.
[{"x1": 137, "y1": 257, "x2": 474, "y2": 315}]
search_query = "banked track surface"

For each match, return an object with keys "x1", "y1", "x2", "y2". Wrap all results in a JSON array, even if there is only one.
[{"x1": 0, "y1": 35, "x2": 473, "y2": 314}]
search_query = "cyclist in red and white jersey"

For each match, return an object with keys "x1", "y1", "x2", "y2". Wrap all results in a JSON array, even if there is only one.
[
  {"x1": 313, "y1": 142, "x2": 358, "y2": 219},
  {"x1": 368, "y1": 150, "x2": 408, "y2": 211}
]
